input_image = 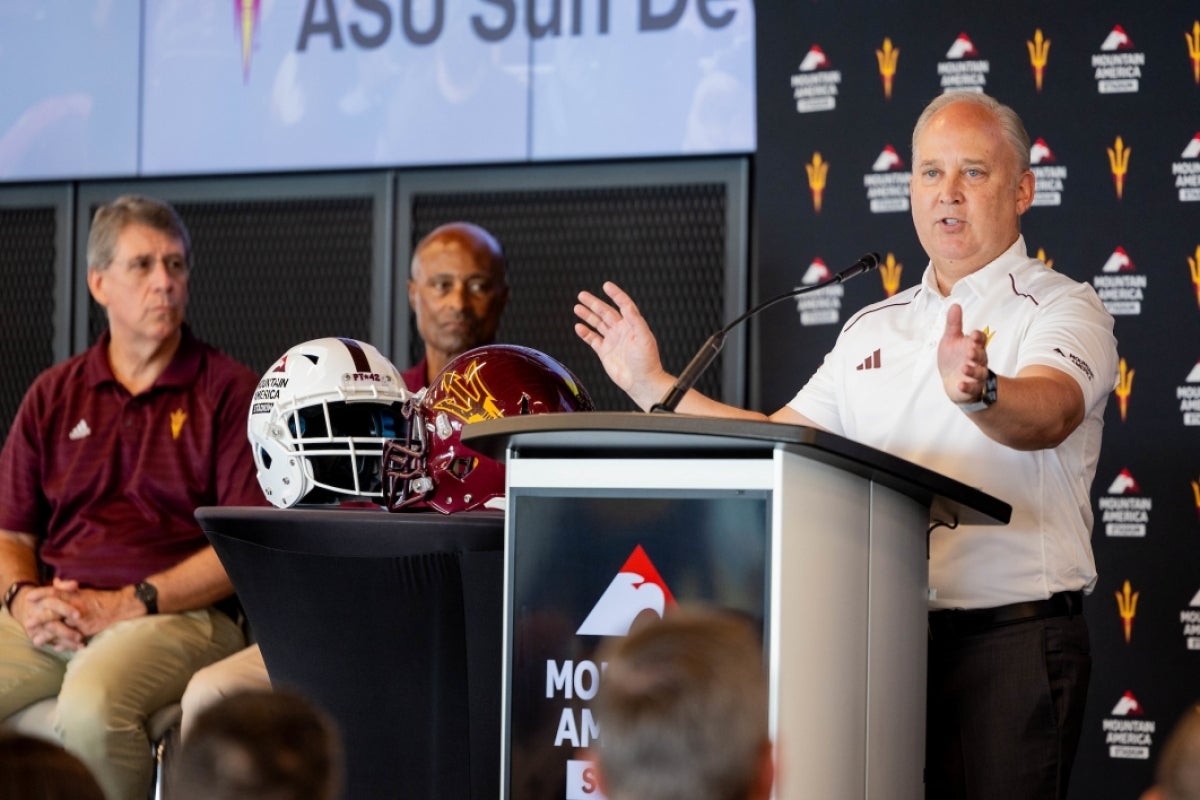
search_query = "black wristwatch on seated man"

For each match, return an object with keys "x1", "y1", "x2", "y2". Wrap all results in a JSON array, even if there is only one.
[
  {"x1": 3, "y1": 580, "x2": 38, "y2": 614},
  {"x1": 134, "y1": 580, "x2": 159, "y2": 615}
]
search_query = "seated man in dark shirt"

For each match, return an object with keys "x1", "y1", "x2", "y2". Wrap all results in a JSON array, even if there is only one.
[{"x1": 0, "y1": 195, "x2": 264, "y2": 800}]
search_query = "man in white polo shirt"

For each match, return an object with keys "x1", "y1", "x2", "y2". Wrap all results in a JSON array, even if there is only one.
[{"x1": 571, "y1": 92, "x2": 1118, "y2": 799}]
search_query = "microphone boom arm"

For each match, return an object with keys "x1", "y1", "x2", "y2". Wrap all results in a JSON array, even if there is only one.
[{"x1": 649, "y1": 252, "x2": 882, "y2": 414}]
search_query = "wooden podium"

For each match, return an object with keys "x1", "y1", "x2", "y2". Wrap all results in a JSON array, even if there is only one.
[{"x1": 464, "y1": 412, "x2": 1009, "y2": 800}]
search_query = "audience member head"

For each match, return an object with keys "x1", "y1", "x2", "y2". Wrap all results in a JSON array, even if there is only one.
[
  {"x1": 86, "y1": 193, "x2": 192, "y2": 272},
  {"x1": 408, "y1": 221, "x2": 508, "y2": 378},
  {"x1": 589, "y1": 606, "x2": 773, "y2": 800},
  {"x1": 170, "y1": 689, "x2": 342, "y2": 800},
  {"x1": 1143, "y1": 703, "x2": 1200, "y2": 800},
  {"x1": 0, "y1": 732, "x2": 106, "y2": 800}
]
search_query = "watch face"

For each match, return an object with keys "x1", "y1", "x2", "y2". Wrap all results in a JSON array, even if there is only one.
[{"x1": 135, "y1": 582, "x2": 158, "y2": 613}]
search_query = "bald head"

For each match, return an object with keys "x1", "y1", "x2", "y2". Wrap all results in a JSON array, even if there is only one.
[{"x1": 408, "y1": 222, "x2": 509, "y2": 380}]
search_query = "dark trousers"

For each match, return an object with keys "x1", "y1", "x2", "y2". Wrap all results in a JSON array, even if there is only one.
[{"x1": 925, "y1": 607, "x2": 1091, "y2": 800}]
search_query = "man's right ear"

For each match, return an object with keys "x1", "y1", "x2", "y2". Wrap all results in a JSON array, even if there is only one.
[{"x1": 86, "y1": 269, "x2": 108, "y2": 308}]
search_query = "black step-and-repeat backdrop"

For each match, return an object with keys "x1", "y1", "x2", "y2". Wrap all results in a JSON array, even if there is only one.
[{"x1": 753, "y1": 3, "x2": 1199, "y2": 798}]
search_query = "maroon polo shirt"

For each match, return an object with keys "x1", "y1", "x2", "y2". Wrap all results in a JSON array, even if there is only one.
[
  {"x1": 400, "y1": 357, "x2": 429, "y2": 393},
  {"x1": 0, "y1": 326, "x2": 266, "y2": 588}
]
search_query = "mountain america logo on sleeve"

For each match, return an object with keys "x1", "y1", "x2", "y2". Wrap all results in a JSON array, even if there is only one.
[{"x1": 1053, "y1": 347, "x2": 1095, "y2": 381}]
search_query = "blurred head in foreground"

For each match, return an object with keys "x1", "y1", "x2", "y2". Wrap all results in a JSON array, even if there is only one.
[
  {"x1": 589, "y1": 607, "x2": 773, "y2": 800},
  {"x1": 0, "y1": 732, "x2": 106, "y2": 800},
  {"x1": 170, "y1": 689, "x2": 342, "y2": 800},
  {"x1": 1142, "y1": 703, "x2": 1200, "y2": 800}
]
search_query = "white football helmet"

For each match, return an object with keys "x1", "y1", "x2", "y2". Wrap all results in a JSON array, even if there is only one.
[{"x1": 247, "y1": 337, "x2": 414, "y2": 508}]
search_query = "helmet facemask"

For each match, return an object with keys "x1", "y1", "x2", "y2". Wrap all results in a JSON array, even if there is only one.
[
  {"x1": 382, "y1": 397, "x2": 433, "y2": 512},
  {"x1": 382, "y1": 344, "x2": 595, "y2": 514}
]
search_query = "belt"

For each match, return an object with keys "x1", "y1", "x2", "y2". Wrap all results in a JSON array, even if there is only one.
[{"x1": 928, "y1": 590, "x2": 1083, "y2": 640}]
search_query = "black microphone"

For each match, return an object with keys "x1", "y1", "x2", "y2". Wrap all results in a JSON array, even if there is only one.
[{"x1": 650, "y1": 252, "x2": 883, "y2": 414}]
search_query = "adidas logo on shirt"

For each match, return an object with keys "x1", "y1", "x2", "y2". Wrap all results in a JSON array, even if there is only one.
[
  {"x1": 68, "y1": 419, "x2": 92, "y2": 440},
  {"x1": 856, "y1": 349, "x2": 882, "y2": 371}
]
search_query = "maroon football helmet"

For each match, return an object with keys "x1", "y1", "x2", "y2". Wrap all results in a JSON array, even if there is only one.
[{"x1": 384, "y1": 345, "x2": 595, "y2": 514}]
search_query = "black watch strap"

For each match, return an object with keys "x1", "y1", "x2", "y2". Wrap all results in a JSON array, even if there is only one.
[
  {"x1": 3, "y1": 580, "x2": 37, "y2": 614},
  {"x1": 960, "y1": 369, "x2": 998, "y2": 414},
  {"x1": 134, "y1": 581, "x2": 159, "y2": 615}
]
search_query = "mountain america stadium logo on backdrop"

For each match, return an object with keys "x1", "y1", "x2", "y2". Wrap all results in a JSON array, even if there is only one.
[
  {"x1": 1172, "y1": 133, "x2": 1200, "y2": 202},
  {"x1": 1029, "y1": 138, "x2": 1068, "y2": 207},
  {"x1": 938, "y1": 32, "x2": 989, "y2": 92},
  {"x1": 1180, "y1": 585, "x2": 1200, "y2": 651},
  {"x1": 1103, "y1": 691, "x2": 1155, "y2": 760},
  {"x1": 1099, "y1": 469, "x2": 1152, "y2": 537},
  {"x1": 1092, "y1": 247, "x2": 1146, "y2": 316},
  {"x1": 794, "y1": 258, "x2": 844, "y2": 327},
  {"x1": 576, "y1": 545, "x2": 676, "y2": 636},
  {"x1": 790, "y1": 44, "x2": 842, "y2": 113},
  {"x1": 863, "y1": 145, "x2": 910, "y2": 213},
  {"x1": 1178, "y1": 361, "x2": 1200, "y2": 426},
  {"x1": 1093, "y1": 25, "x2": 1145, "y2": 93}
]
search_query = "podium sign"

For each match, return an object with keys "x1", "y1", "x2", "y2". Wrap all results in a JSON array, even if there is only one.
[
  {"x1": 464, "y1": 413, "x2": 1010, "y2": 800},
  {"x1": 505, "y1": 471, "x2": 773, "y2": 800}
]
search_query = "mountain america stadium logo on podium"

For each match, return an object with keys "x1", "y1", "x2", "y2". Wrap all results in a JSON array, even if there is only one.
[
  {"x1": 576, "y1": 545, "x2": 677, "y2": 637},
  {"x1": 561, "y1": 547, "x2": 678, "y2": 800}
]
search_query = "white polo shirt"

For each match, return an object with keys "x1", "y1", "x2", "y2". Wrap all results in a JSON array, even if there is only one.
[{"x1": 788, "y1": 237, "x2": 1118, "y2": 609}]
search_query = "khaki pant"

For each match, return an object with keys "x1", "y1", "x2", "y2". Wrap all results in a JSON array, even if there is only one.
[
  {"x1": 0, "y1": 607, "x2": 243, "y2": 800},
  {"x1": 180, "y1": 642, "x2": 270, "y2": 740}
]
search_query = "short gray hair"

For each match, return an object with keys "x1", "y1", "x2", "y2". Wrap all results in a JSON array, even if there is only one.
[
  {"x1": 911, "y1": 92, "x2": 1031, "y2": 175},
  {"x1": 592, "y1": 608, "x2": 769, "y2": 800},
  {"x1": 86, "y1": 195, "x2": 191, "y2": 271}
]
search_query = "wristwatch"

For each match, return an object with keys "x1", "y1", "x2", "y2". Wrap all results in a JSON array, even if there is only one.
[
  {"x1": 134, "y1": 581, "x2": 159, "y2": 615},
  {"x1": 959, "y1": 369, "x2": 998, "y2": 414},
  {"x1": 3, "y1": 580, "x2": 37, "y2": 614}
]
